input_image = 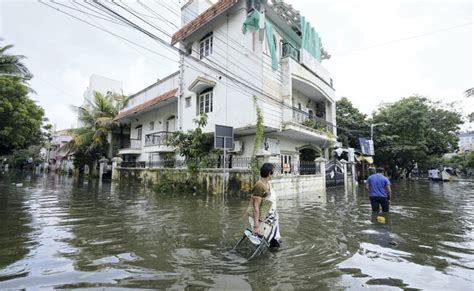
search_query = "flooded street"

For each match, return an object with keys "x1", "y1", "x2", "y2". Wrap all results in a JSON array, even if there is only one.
[{"x1": 0, "y1": 173, "x2": 473, "y2": 290}]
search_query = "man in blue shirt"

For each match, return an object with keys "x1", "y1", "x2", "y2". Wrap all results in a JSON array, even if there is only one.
[{"x1": 366, "y1": 167, "x2": 392, "y2": 212}]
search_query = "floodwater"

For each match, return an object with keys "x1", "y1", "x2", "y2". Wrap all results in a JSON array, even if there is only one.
[{"x1": 0, "y1": 173, "x2": 473, "y2": 290}]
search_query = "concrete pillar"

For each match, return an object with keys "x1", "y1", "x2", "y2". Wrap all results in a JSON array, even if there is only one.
[
  {"x1": 341, "y1": 160, "x2": 348, "y2": 193},
  {"x1": 315, "y1": 157, "x2": 327, "y2": 191},
  {"x1": 350, "y1": 162, "x2": 358, "y2": 186},
  {"x1": 111, "y1": 156, "x2": 122, "y2": 181}
]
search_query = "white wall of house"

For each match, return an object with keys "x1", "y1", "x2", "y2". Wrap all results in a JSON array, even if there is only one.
[
  {"x1": 125, "y1": 72, "x2": 179, "y2": 110},
  {"x1": 180, "y1": 3, "x2": 264, "y2": 133},
  {"x1": 127, "y1": 102, "x2": 177, "y2": 162}
]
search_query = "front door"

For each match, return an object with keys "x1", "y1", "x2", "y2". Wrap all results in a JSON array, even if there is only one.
[{"x1": 166, "y1": 116, "x2": 176, "y2": 132}]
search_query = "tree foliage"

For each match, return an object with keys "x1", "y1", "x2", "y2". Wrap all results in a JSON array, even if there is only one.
[
  {"x1": 67, "y1": 91, "x2": 128, "y2": 170},
  {"x1": 372, "y1": 96, "x2": 462, "y2": 177},
  {"x1": 0, "y1": 76, "x2": 45, "y2": 155},
  {"x1": 0, "y1": 41, "x2": 32, "y2": 80},
  {"x1": 336, "y1": 97, "x2": 369, "y2": 148},
  {"x1": 168, "y1": 114, "x2": 210, "y2": 174}
]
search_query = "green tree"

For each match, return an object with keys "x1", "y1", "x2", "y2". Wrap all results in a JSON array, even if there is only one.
[
  {"x1": 336, "y1": 97, "x2": 369, "y2": 148},
  {"x1": 67, "y1": 91, "x2": 128, "y2": 172},
  {"x1": 169, "y1": 114, "x2": 210, "y2": 174},
  {"x1": 372, "y1": 96, "x2": 462, "y2": 178},
  {"x1": 0, "y1": 41, "x2": 31, "y2": 80},
  {"x1": 10, "y1": 145, "x2": 44, "y2": 169},
  {"x1": 0, "y1": 76, "x2": 45, "y2": 155}
]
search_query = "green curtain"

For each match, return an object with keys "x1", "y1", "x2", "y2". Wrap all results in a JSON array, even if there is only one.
[
  {"x1": 242, "y1": 9, "x2": 260, "y2": 34},
  {"x1": 300, "y1": 16, "x2": 321, "y2": 62},
  {"x1": 265, "y1": 20, "x2": 278, "y2": 71}
]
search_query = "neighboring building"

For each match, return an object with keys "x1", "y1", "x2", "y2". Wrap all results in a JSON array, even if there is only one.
[
  {"x1": 115, "y1": 0, "x2": 337, "y2": 173},
  {"x1": 458, "y1": 131, "x2": 474, "y2": 152},
  {"x1": 48, "y1": 130, "x2": 74, "y2": 172},
  {"x1": 78, "y1": 74, "x2": 123, "y2": 127}
]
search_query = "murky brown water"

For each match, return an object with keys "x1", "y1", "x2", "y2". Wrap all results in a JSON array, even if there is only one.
[{"x1": 0, "y1": 172, "x2": 473, "y2": 290}]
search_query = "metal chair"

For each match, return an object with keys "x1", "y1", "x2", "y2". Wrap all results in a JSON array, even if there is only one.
[{"x1": 233, "y1": 228, "x2": 271, "y2": 260}]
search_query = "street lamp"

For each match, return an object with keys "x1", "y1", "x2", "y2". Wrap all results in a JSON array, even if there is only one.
[{"x1": 370, "y1": 123, "x2": 389, "y2": 141}]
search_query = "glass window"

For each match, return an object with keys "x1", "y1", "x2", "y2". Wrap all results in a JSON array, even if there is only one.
[
  {"x1": 137, "y1": 126, "x2": 142, "y2": 140},
  {"x1": 199, "y1": 90, "x2": 213, "y2": 114},
  {"x1": 149, "y1": 121, "x2": 154, "y2": 131},
  {"x1": 199, "y1": 33, "x2": 213, "y2": 59},
  {"x1": 185, "y1": 97, "x2": 191, "y2": 108}
]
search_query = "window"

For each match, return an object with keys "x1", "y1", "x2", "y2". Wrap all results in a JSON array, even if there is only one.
[
  {"x1": 199, "y1": 33, "x2": 213, "y2": 59},
  {"x1": 298, "y1": 103, "x2": 302, "y2": 111},
  {"x1": 281, "y1": 154, "x2": 292, "y2": 174},
  {"x1": 198, "y1": 90, "x2": 213, "y2": 114},
  {"x1": 149, "y1": 121, "x2": 154, "y2": 131},
  {"x1": 185, "y1": 97, "x2": 191, "y2": 108},
  {"x1": 136, "y1": 126, "x2": 142, "y2": 140}
]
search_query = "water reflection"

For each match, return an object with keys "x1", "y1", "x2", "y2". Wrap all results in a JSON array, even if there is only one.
[{"x1": 0, "y1": 174, "x2": 472, "y2": 289}]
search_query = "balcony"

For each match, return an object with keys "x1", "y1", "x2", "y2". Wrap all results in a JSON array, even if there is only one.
[
  {"x1": 143, "y1": 131, "x2": 175, "y2": 153},
  {"x1": 282, "y1": 42, "x2": 300, "y2": 62},
  {"x1": 118, "y1": 138, "x2": 142, "y2": 155},
  {"x1": 145, "y1": 131, "x2": 171, "y2": 147},
  {"x1": 281, "y1": 44, "x2": 335, "y2": 104},
  {"x1": 292, "y1": 108, "x2": 333, "y2": 134}
]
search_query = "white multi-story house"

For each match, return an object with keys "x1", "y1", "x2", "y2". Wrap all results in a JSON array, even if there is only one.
[
  {"x1": 116, "y1": 0, "x2": 337, "y2": 173},
  {"x1": 78, "y1": 74, "x2": 123, "y2": 128},
  {"x1": 458, "y1": 132, "x2": 474, "y2": 152}
]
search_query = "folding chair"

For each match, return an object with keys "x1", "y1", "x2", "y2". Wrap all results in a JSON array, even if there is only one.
[{"x1": 233, "y1": 228, "x2": 271, "y2": 260}]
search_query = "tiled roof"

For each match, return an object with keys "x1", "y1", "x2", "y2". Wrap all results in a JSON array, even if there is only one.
[
  {"x1": 114, "y1": 88, "x2": 178, "y2": 121},
  {"x1": 171, "y1": 0, "x2": 238, "y2": 45}
]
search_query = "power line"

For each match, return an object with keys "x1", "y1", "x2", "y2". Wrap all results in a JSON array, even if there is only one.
[
  {"x1": 43, "y1": 1, "x2": 344, "y2": 131},
  {"x1": 335, "y1": 22, "x2": 472, "y2": 56}
]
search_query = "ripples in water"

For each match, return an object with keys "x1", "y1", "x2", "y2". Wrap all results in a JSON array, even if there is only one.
[{"x1": 0, "y1": 174, "x2": 473, "y2": 289}]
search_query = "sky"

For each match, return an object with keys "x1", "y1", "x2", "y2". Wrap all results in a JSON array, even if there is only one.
[{"x1": 0, "y1": 0, "x2": 472, "y2": 131}]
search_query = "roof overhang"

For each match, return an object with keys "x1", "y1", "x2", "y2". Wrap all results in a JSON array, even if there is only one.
[
  {"x1": 188, "y1": 76, "x2": 216, "y2": 93},
  {"x1": 171, "y1": 0, "x2": 238, "y2": 45},
  {"x1": 115, "y1": 88, "x2": 178, "y2": 122}
]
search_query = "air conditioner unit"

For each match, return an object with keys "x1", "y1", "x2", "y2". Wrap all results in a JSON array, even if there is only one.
[
  {"x1": 229, "y1": 140, "x2": 243, "y2": 153},
  {"x1": 246, "y1": 0, "x2": 262, "y2": 12}
]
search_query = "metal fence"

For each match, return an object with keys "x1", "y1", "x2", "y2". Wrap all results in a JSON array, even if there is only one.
[
  {"x1": 119, "y1": 156, "x2": 253, "y2": 170},
  {"x1": 299, "y1": 160, "x2": 322, "y2": 175}
]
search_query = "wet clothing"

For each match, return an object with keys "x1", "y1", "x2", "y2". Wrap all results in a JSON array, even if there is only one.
[
  {"x1": 369, "y1": 196, "x2": 390, "y2": 212},
  {"x1": 367, "y1": 173, "x2": 391, "y2": 197},
  {"x1": 246, "y1": 180, "x2": 272, "y2": 221},
  {"x1": 247, "y1": 180, "x2": 281, "y2": 244}
]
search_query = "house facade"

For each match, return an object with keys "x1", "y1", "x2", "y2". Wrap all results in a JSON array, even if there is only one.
[
  {"x1": 458, "y1": 131, "x2": 474, "y2": 152},
  {"x1": 116, "y1": 0, "x2": 337, "y2": 174}
]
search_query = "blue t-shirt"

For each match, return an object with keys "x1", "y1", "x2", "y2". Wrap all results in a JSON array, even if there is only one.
[{"x1": 367, "y1": 173, "x2": 391, "y2": 197}]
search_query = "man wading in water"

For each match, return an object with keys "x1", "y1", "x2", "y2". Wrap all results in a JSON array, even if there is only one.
[{"x1": 366, "y1": 167, "x2": 392, "y2": 213}]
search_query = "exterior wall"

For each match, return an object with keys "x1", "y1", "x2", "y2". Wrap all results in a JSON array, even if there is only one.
[
  {"x1": 114, "y1": 167, "x2": 325, "y2": 196},
  {"x1": 115, "y1": 167, "x2": 255, "y2": 195},
  {"x1": 83, "y1": 74, "x2": 122, "y2": 104},
  {"x1": 125, "y1": 72, "x2": 179, "y2": 109},
  {"x1": 459, "y1": 132, "x2": 474, "y2": 151},
  {"x1": 127, "y1": 102, "x2": 177, "y2": 162},
  {"x1": 271, "y1": 175, "x2": 325, "y2": 198},
  {"x1": 180, "y1": 2, "x2": 264, "y2": 133}
]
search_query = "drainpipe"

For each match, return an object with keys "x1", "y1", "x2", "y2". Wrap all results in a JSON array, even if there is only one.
[{"x1": 178, "y1": 52, "x2": 185, "y2": 130}]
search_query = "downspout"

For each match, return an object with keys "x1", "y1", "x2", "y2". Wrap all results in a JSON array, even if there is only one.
[{"x1": 178, "y1": 52, "x2": 185, "y2": 130}]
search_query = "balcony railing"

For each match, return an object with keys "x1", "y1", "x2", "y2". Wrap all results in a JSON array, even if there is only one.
[
  {"x1": 121, "y1": 139, "x2": 142, "y2": 149},
  {"x1": 292, "y1": 108, "x2": 334, "y2": 135},
  {"x1": 145, "y1": 131, "x2": 172, "y2": 147},
  {"x1": 282, "y1": 42, "x2": 300, "y2": 62}
]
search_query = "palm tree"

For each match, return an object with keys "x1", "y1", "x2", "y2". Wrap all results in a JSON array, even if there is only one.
[
  {"x1": 67, "y1": 91, "x2": 128, "y2": 174},
  {"x1": 0, "y1": 40, "x2": 32, "y2": 80}
]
